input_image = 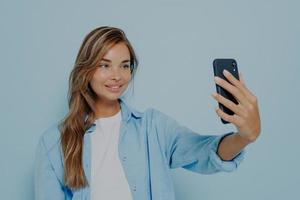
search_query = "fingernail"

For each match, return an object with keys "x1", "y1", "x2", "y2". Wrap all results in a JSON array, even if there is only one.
[
  {"x1": 223, "y1": 69, "x2": 229, "y2": 75},
  {"x1": 214, "y1": 76, "x2": 220, "y2": 82}
]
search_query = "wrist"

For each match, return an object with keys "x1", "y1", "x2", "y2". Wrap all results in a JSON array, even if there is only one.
[{"x1": 235, "y1": 132, "x2": 254, "y2": 145}]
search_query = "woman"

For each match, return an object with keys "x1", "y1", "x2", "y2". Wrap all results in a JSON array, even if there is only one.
[{"x1": 34, "y1": 26, "x2": 261, "y2": 200}]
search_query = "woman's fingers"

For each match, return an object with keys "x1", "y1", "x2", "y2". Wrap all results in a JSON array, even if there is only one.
[
  {"x1": 214, "y1": 106, "x2": 244, "y2": 127},
  {"x1": 211, "y1": 92, "x2": 246, "y2": 117},
  {"x1": 212, "y1": 70, "x2": 261, "y2": 142},
  {"x1": 223, "y1": 70, "x2": 256, "y2": 103},
  {"x1": 214, "y1": 76, "x2": 251, "y2": 107}
]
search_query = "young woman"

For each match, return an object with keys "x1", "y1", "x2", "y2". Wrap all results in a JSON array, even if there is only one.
[{"x1": 34, "y1": 26, "x2": 261, "y2": 200}]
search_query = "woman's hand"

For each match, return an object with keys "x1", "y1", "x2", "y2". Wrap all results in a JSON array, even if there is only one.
[{"x1": 211, "y1": 69, "x2": 261, "y2": 143}]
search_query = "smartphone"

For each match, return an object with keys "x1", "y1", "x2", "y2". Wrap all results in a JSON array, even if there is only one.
[{"x1": 213, "y1": 58, "x2": 240, "y2": 124}]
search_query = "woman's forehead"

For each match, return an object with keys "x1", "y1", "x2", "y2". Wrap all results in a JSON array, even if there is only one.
[{"x1": 101, "y1": 43, "x2": 131, "y2": 62}]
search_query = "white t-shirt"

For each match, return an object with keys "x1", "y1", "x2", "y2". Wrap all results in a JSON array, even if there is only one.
[{"x1": 90, "y1": 110, "x2": 133, "y2": 200}]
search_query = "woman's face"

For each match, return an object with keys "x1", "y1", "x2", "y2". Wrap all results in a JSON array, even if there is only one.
[{"x1": 90, "y1": 42, "x2": 132, "y2": 104}]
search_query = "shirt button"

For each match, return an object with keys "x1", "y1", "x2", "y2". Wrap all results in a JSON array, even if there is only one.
[
  {"x1": 133, "y1": 185, "x2": 137, "y2": 192},
  {"x1": 122, "y1": 156, "x2": 127, "y2": 161}
]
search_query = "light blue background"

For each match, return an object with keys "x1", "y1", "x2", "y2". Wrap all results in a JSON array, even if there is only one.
[{"x1": 1, "y1": 0, "x2": 299, "y2": 199}]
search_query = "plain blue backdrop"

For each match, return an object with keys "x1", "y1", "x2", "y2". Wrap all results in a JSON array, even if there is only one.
[{"x1": 1, "y1": 0, "x2": 299, "y2": 199}]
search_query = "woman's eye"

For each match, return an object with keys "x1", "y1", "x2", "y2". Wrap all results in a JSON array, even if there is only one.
[
  {"x1": 123, "y1": 64, "x2": 130, "y2": 69},
  {"x1": 100, "y1": 64, "x2": 109, "y2": 68}
]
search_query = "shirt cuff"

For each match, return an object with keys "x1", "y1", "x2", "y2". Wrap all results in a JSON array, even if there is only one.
[{"x1": 209, "y1": 132, "x2": 246, "y2": 172}]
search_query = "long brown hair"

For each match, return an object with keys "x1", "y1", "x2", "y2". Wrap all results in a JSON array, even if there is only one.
[{"x1": 58, "y1": 26, "x2": 138, "y2": 189}]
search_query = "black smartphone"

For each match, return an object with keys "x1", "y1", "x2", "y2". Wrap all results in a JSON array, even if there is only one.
[{"x1": 213, "y1": 58, "x2": 240, "y2": 124}]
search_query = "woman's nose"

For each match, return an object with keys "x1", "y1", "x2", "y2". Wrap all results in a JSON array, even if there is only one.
[{"x1": 110, "y1": 67, "x2": 122, "y2": 80}]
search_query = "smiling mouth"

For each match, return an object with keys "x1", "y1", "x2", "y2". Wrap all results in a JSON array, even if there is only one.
[
  {"x1": 105, "y1": 84, "x2": 122, "y2": 88},
  {"x1": 105, "y1": 84, "x2": 123, "y2": 92}
]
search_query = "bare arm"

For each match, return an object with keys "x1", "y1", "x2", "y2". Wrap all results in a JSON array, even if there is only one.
[{"x1": 217, "y1": 132, "x2": 251, "y2": 161}]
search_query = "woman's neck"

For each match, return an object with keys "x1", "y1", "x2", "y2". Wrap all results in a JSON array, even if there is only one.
[{"x1": 94, "y1": 99, "x2": 120, "y2": 119}]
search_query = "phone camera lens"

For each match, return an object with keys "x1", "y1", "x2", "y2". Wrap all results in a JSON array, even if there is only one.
[{"x1": 232, "y1": 62, "x2": 236, "y2": 66}]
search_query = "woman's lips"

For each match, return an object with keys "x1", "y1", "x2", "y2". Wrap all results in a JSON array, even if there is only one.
[{"x1": 105, "y1": 84, "x2": 123, "y2": 93}]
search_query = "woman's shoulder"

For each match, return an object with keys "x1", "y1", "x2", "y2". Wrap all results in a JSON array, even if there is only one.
[
  {"x1": 120, "y1": 98, "x2": 172, "y2": 121},
  {"x1": 131, "y1": 106, "x2": 164, "y2": 119},
  {"x1": 137, "y1": 106, "x2": 178, "y2": 126},
  {"x1": 38, "y1": 122, "x2": 61, "y2": 152}
]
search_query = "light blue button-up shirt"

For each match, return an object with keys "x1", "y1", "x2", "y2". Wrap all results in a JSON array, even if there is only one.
[{"x1": 34, "y1": 98, "x2": 245, "y2": 200}]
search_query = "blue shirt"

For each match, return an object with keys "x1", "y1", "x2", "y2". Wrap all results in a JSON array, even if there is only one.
[{"x1": 34, "y1": 98, "x2": 245, "y2": 200}]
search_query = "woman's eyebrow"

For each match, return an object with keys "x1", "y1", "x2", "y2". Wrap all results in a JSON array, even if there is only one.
[{"x1": 101, "y1": 58, "x2": 130, "y2": 63}]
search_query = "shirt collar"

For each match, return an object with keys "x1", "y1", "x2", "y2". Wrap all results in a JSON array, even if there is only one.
[
  {"x1": 118, "y1": 97, "x2": 142, "y2": 122},
  {"x1": 84, "y1": 97, "x2": 141, "y2": 133}
]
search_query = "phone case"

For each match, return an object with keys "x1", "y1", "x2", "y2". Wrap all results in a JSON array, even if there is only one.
[{"x1": 213, "y1": 59, "x2": 240, "y2": 124}]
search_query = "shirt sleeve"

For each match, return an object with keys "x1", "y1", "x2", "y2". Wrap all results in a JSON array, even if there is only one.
[
  {"x1": 34, "y1": 137, "x2": 66, "y2": 200},
  {"x1": 152, "y1": 109, "x2": 246, "y2": 174}
]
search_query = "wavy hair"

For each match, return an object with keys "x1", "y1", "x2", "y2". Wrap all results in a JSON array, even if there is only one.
[{"x1": 58, "y1": 26, "x2": 138, "y2": 189}]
